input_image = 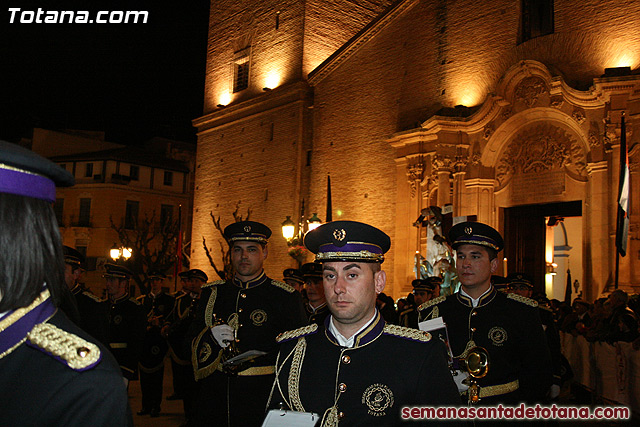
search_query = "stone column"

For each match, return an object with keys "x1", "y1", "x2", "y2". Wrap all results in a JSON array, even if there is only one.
[{"x1": 585, "y1": 161, "x2": 610, "y2": 301}]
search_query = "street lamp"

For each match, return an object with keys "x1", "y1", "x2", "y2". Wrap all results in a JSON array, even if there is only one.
[
  {"x1": 307, "y1": 213, "x2": 322, "y2": 231},
  {"x1": 281, "y1": 216, "x2": 296, "y2": 242},
  {"x1": 110, "y1": 243, "x2": 133, "y2": 261}
]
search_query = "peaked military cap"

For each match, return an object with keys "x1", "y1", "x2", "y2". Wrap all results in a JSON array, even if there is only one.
[
  {"x1": 223, "y1": 220, "x2": 271, "y2": 245},
  {"x1": 491, "y1": 274, "x2": 509, "y2": 291},
  {"x1": 412, "y1": 277, "x2": 442, "y2": 291},
  {"x1": 103, "y1": 263, "x2": 133, "y2": 279},
  {"x1": 0, "y1": 140, "x2": 74, "y2": 202},
  {"x1": 283, "y1": 268, "x2": 303, "y2": 284},
  {"x1": 448, "y1": 221, "x2": 504, "y2": 252},
  {"x1": 506, "y1": 272, "x2": 533, "y2": 288},
  {"x1": 304, "y1": 220, "x2": 391, "y2": 263},
  {"x1": 148, "y1": 270, "x2": 166, "y2": 280},
  {"x1": 188, "y1": 269, "x2": 208, "y2": 282},
  {"x1": 301, "y1": 262, "x2": 323, "y2": 279},
  {"x1": 63, "y1": 246, "x2": 85, "y2": 269}
]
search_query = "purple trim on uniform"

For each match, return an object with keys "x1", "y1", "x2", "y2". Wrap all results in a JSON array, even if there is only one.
[
  {"x1": 356, "y1": 312, "x2": 385, "y2": 346},
  {"x1": 0, "y1": 167, "x2": 56, "y2": 202},
  {"x1": 0, "y1": 295, "x2": 56, "y2": 356},
  {"x1": 318, "y1": 242, "x2": 383, "y2": 254}
]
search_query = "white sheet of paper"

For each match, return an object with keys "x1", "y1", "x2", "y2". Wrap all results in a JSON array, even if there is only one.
[
  {"x1": 261, "y1": 409, "x2": 319, "y2": 427},
  {"x1": 418, "y1": 316, "x2": 446, "y2": 332}
]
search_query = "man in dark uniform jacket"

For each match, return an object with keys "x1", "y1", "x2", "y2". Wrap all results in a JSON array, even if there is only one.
[
  {"x1": 0, "y1": 140, "x2": 131, "y2": 426},
  {"x1": 104, "y1": 263, "x2": 146, "y2": 386},
  {"x1": 419, "y1": 222, "x2": 552, "y2": 405},
  {"x1": 165, "y1": 268, "x2": 207, "y2": 423},
  {"x1": 507, "y1": 272, "x2": 562, "y2": 400},
  {"x1": 399, "y1": 277, "x2": 442, "y2": 328},
  {"x1": 268, "y1": 221, "x2": 460, "y2": 426},
  {"x1": 301, "y1": 262, "x2": 330, "y2": 324},
  {"x1": 165, "y1": 270, "x2": 191, "y2": 401},
  {"x1": 63, "y1": 245, "x2": 110, "y2": 345},
  {"x1": 283, "y1": 268, "x2": 304, "y2": 293},
  {"x1": 137, "y1": 271, "x2": 175, "y2": 416},
  {"x1": 190, "y1": 221, "x2": 307, "y2": 426}
]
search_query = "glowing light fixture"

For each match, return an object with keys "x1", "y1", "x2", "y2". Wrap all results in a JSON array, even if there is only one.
[
  {"x1": 281, "y1": 216, "x2": 296, "y2": 241},
  {"x1": 218, "y1": 92, "x2": 232, "y2": 107},
  {"x1": 264, "y1": 72, "x2": 281, "y2": 90},
  {"x1": 307, "y1": 213, "x2": 322, "y2": 231}
]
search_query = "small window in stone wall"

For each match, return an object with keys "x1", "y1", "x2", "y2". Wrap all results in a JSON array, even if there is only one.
[
  {"x1": 163, "y1": 171, "x2": 173, "y2": 186},
  {"x1": 85, "y1": 163, "x2": 93, "y2": 177},
  {"x1": 130, "y1": 165, "x2": 139, "y2": 181},
  {"x1": 233, "y1": 47, "x2": 251, "y2": 93},
  {"x1": 520, "y1": 0, "x2": 554, "y2": 43}
]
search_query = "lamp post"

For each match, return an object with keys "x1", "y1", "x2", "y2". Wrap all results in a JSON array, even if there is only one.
[
  {"x1": 281, "y1": 204, "x2": 322, "y2": 267},
  {"x1": 110, "y1": 243, "x2": 133, "y2": 262}
]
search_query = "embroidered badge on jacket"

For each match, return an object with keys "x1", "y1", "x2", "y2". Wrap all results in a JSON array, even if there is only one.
[
  {"x1": 250, "y1": 309, "x2": 267, "y2": 326},
  {"x1": 488, "y1": 326, "x2": 508, "y2": 346},
  {"x1": 362, "y1": 383, "x2": 394, "y2": 417}
]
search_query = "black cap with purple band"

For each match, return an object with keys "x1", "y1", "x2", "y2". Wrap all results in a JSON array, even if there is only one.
[
  {"x1": 448, "y1": 221, "x2": 504, "y2": 252},
  {"x1": 304, "y1": 220, "x2": 391, "y2": 263},
  {"x1": 0, "y1": 140, "x2": 74, "y2": 202}
]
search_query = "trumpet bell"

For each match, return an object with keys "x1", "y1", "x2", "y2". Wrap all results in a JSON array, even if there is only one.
[{"x1": 465, "y1": 347, "x2": 489, "y2": 378}]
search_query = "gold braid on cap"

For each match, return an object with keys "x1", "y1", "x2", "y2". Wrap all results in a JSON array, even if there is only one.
[{"x1": 315, "y1": 250, "x2": 384, "y2": 262}]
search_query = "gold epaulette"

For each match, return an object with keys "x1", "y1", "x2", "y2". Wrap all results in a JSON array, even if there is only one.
[
  {"x1": 82, "y1": 291, "x2": 104, "y2": 303},
  {"x1": 27, "y1": 323, "x2": 101, "y2": 371},
  {"x1": 507, "y1": 293, "x2": 538, "y2": 307},
  {"x1": 276, "y1": 323, "x2": 318, "y2": 343},
  {"x1": 383, "y1": 324, "x2": 431, "y2": 342},
  {"x1": 202, "y1": 279, "x2": 225, "y2": 288},
  {"x1": 271, "y1": 280, "x2": 295, "y2": 293},
  {"x1": 417, "y1": 295, "x2": 446, "y2": 312}
]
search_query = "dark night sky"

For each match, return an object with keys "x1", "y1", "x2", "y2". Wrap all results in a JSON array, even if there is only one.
[{"x1": 2, "y1": 0, "x2": 210, "y2": 145}]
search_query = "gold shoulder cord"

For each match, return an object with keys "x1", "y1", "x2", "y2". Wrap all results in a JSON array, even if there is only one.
[
  {"x1": 270, "y1": 337, "x2": 306, "y2": 411},
  {"x1": 204, "y1": 286, "x2": 218, "y2": 328}
]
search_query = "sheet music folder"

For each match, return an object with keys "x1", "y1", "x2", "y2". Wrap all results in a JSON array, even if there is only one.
[{"x1": 261, "y1": 409, "x2": 320, "y2": 427}]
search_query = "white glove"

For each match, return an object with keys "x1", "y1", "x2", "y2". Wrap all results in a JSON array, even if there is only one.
[
  {"x1": 549, "y1": 384, "x2": 560, "y2": 399},
  {"x1": 123, "y1": 377, "x2": 129, "y2": 388},
  {"x1": 452, "y1": 370, "x2": 469, "y2": 393},
  {"x1": 211, "y1": 324, "x2": 235, "y2": 348}
]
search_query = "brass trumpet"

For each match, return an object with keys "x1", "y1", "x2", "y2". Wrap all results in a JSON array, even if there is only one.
[{"x1": 462, "y1": 346, "x2": 489, "y2": 404}]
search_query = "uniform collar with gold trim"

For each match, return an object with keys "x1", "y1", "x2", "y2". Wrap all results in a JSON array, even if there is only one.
[
  {"x1": 110, "y1": 293, "x2": 130, "y2": 304},
  {"x1": 0, "y1": 288, "x2": 56, "y2": 359},
  {"x1": 456, "y1": 286, "x2": 497, "y2": 308},
  {"x1": 232, "y1": 271, "x2": 269, "y2": 289},
  {"x1": 307, "y1": 302, "x2": 328, "y2": 314},
  {"x1": 70, "y1": 283, "x2": 83, "y2": 295},
  {"x1": 325, "y1": 311, "x2": 385, "y2": 348}
]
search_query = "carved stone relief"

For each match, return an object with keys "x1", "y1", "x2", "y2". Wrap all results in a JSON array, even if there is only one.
[
  {"x1": 495, "y1": 123, "x2": 587, "y2": 187},
  {"x1": 514, "y1": 76, "x2": 548, "y2": 108},
  {"x1": 432, "y1": 154, "x2": 454, "y2": 172},
  {"x1": 406, "y1": 162, "x2": 424, "y2": 198},
  {"x1": 483, "y1": 125, "x2": 494, "y2": 140},
  {"x1": 588, "y1": 130, "x2": 600, "y2": 148},
  {"x1": 572, "y1": 109, "x2": 586, "y2": 124},
  {"x1": 550, "y1": 97, "x2": 564, "y2": 109}
]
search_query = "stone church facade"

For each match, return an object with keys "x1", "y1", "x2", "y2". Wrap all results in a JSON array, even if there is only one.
[{"x1": 192, "y1": 0, "x2": 640, "y2": 300}]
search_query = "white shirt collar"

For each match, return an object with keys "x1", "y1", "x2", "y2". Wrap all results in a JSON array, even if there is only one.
[
  {"x1": 328, "y1": 310, "x2": 378, "y2": 348},
  {"x1": 459, "y1": 286, "x2": 492, "y2": 308}
]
